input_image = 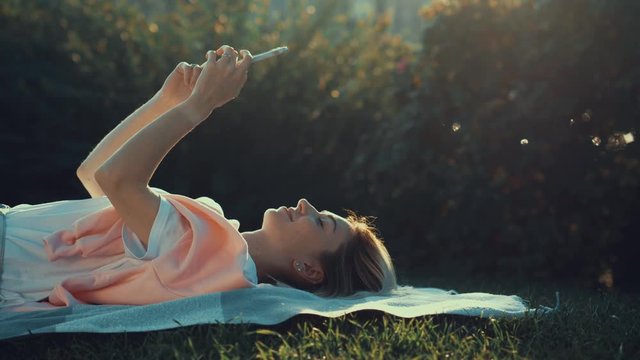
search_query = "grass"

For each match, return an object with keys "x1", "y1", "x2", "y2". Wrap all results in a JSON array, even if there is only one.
[{"x1": 1, "y1": 275, "x2": 638, "y2": 360}]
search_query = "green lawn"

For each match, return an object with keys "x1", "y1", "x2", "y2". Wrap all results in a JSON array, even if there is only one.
[{"x1": 2, "y1": 276, "x2": 638, "y2": 359}]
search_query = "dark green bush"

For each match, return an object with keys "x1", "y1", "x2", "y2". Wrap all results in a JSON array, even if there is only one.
[{"x1": 345, "y1": 0, "x2": 640, "y2": 289}]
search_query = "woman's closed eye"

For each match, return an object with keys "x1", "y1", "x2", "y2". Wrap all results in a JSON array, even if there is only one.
[{"x1": 317, "y1": 217, "x2": 324, "y2": 228}]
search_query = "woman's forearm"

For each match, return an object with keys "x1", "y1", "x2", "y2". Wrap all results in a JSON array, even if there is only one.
[
  {"x1": 94, "y1": 99, "x2": 208, "y2": 187},
  {"x1": 76, "y1": 92, "x2": 175, "y2": 197},
  {"x1": 87, "y1": 48, "x2": 233, "y2": 250}
]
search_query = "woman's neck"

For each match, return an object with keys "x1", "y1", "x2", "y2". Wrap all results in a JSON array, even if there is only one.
[{"x1": 241, "y1": 229, "x2": 288, "y2": 284}]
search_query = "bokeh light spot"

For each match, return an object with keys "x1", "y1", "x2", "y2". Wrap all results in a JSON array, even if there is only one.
[
  {"x1": 148, "y1": 23, "x2": 159, "y2": 33},
  {"x1": 452, "y1": 122, "x2": 461, "y2": 132},
  {"x1": 606, "y1": 132, "x2": 635, "y2": 151},
  {"x1": 330, "y1": 90, "x2": 340, "y2": 98},
  {"x1": 591, "y1": 136, "x2": 601, "y2": 146},
  {"x1": 598, "y1": 268, "x2": 614, "y2": 289},
  {"x1": 520, "y1": 138, "x2": 528, "y2": 145}
]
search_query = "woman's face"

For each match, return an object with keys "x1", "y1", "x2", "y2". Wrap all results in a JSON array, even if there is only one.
[{"x1": 262, "y1": 199, "x2": 353, "y2": 259}]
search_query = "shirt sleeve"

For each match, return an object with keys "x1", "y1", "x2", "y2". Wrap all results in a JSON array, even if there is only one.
[{"x1": 122, "y1": 188, "x2": 189, "y2": 260}]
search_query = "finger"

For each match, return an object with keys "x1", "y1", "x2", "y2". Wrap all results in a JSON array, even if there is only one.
[
  {"x1": 218, "y1": 46, "x2": 238, "y2": 65},
  {"x1": 176, "y1": 61, "x2": 189, "y2": 73},
  {"x1": 206, "y1": 50, "x2": 218, "y2": 63},
  {"x1": 218, "y1": 53, "x2": 236, "y2": 65},
  {"x1": 237, "y1": 50, "x2": 253, "y2": 70},
  {"x1": 183, "y1": 64, "x2": 193, "y2": 86},
  {"x1": 216, "y1": 44, "x2": 237, "y2": 56},
  {"x1": 190, "y1": 65, "x2": 202, "y2": 88}
]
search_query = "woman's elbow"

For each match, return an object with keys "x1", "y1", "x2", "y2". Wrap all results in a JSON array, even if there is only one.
[
  {"x1": 77, "y1": 164, "x2": 100, "y2": 187},
  {"x1": 76, "y1": 163, "x2": 91, "y2": 179},
  {"x1": 94, "y1": 165, "x2": 141, "y2": 191},
  {"x1": 94, "y1": 165, "x2": 121, "y2": 190}
]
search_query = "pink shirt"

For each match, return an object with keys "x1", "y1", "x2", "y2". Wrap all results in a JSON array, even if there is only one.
[{"x1": 2, "y1": 191, "x2": 256, "y2": 311}]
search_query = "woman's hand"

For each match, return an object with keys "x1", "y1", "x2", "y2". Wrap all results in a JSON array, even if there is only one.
[
  {"x1": 185, "y1": 45, "x2": 253, "y2": 118},
  {"x1": 157, "y1": 62, "x2": 203, "y2": 108}
]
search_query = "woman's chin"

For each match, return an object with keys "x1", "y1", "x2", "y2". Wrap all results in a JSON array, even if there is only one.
[{"x1": 263, "y1": 208, "x2": 284, "y2": 228}]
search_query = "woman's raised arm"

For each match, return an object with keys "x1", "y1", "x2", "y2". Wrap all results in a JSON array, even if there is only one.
[
  {"x1": 76, "y1": 62, "x2": 205, "y2": 198},
  {"x1": 93, "y1": 46, "x2": 252, "y2": 249}
]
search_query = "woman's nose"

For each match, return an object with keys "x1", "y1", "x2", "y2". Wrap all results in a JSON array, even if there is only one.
[{"x1": 297, "y1": 198, "x2": 316, "y2": 214}]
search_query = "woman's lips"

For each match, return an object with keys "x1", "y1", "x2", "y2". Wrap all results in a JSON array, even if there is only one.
[{"x1": 286, "y1": 207, "x2": 294, "y2": 221}]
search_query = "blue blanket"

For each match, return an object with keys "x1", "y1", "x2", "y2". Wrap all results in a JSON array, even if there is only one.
[{"x1": 0, "y1": 284, "x2": 558, "y2": 340}]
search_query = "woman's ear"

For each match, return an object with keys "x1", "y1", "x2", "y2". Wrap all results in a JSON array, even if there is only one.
[{"x1": 294, "y1": 259, "x2": 325, "y2": 285}]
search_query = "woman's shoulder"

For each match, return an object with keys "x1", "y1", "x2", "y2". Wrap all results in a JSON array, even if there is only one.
[
  {"x1": 153, "y1": 188, "x2": 224, "y2": 216},
  {"x1": 193, "y1": 196, "x2": 242, "y2": 230},
  {"x1": 151, "y1": 187, "x2": 241, "y2": 230},
  {"x1": 193, "y1": 196, "x2": 224, "y2": 215}
]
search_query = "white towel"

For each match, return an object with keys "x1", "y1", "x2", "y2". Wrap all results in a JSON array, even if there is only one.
[{"x1": 0, "y1": 284, "x2": 558, "y2": 340}]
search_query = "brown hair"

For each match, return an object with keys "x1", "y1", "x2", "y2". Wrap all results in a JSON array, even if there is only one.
[{"x1": 307, "y1": 209, "x2": 397, "y2": 297}]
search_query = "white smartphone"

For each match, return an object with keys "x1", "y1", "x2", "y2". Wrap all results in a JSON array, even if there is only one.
[{"x1": 251, "y1": 46, "x2": 289, "y2": 63}]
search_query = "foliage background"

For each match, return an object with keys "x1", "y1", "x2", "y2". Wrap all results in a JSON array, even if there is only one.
[{"x1": 1, "y1": 0, "x2": 638, "y2": 291}]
